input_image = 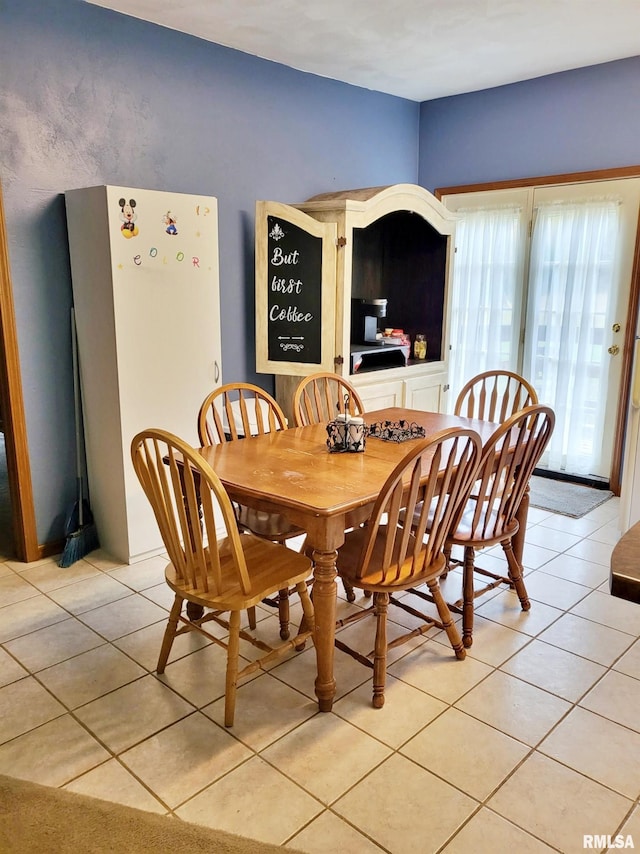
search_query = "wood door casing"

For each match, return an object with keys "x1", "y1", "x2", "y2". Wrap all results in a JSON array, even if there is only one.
[{"x1": 0, "y1": 182, "x2": 40, "y2": 562}]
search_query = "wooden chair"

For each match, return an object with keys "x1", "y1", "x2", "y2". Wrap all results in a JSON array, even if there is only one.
[
  {"x1": 436, "y1": 369, "x2": 538, "y2": 583},
  {"x1": 454, "y1": 370, "x2": 538, "y2": 423},
  {"x1": 130, "y1": 428, "x2": 314, "y2": 727},
  {"x1": 332, "y1": 427, "x2": 482, "y2": 708},
  {"x1": 198, "y1": 383, "x2": 307, "y2": 639},
  {"x1": 444, "y1": 404, "x2": 555, "y2": 648},
  {"x1": 292, "y1": 372, "x2": 365, "y2": 427}
]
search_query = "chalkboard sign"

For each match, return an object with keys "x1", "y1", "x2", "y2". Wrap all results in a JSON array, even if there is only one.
[{"x1": 266, "y1": 215, "x2": 322, "y2": 364}]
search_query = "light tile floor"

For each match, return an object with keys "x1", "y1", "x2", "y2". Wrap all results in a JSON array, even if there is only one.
[{"x1": 1, "y1": 497, "x2": 640, "y2": 853}]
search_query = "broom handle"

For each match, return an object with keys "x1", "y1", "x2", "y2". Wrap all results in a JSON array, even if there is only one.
[{"x1": 71, "y1": 307, "x2": 84, "y2": 527}]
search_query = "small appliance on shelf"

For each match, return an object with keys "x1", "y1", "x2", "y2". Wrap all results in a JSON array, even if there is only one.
[
  {"x1": 350, "y1": 299, "x2": 410, "y2": 373},
  {"x1": 351, "y1": 297, "x2": 388, "y2": 344}
]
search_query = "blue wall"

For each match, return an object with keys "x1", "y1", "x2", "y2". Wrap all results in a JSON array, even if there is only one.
[
  {"x1": 3, "y1": 0, "x2": 640, "y2": 551},
  {"x1": 0, "y1": 0, "x2": 419, "y2": 545},
  {"x1": 419, "y1": 56, "x2": 640, "y2": 192}
]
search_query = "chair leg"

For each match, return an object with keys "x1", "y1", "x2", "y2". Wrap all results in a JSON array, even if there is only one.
[
  {"x1": 296, "y1": 580, "x2": 315, "y2": 634},
  {"x1": 441, "y1": 542, "x2": 452, "y2": 579},
  {"x1": 157, "y1": 595, "x2": 183, "y2": 673},
  {"x1": 278, "y1": 587, "x2": 291, "y2": 640},
  {"x1": 426, "y1": 577, "x2": 466, "y2": 660},
  {"x1": 372, "y1": 592, "x2": 389, "y2": 709},
  {"x1": 342, "y1": 579, "x2": 356, "y2": 602},
  {"x1": 501, "y1": 539, "x2": 531, "y2": 611},
  {"x1": 294, "y1": 581, "x2": 314, "y2": 651},
  {"x1": 247, "y1": 606, "x2": 257, "y2": 630},
  {"x1": 225, "y1": 610, "x2": 241, "y2": 727},
  {"x1": 462, "y1": 546, "x2": 476, "y2": 648}
]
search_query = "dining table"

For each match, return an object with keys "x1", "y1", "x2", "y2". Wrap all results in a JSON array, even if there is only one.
[{"x1": 198, "y1": 405, "x2": 529, "y2": 712}]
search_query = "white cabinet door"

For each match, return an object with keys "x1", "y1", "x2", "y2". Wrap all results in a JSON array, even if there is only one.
[
  {"x1": 404, "y1": 372, "x2": 447, "y2": 413},
  {"x1": 352, "y1": 377, "x2": 404, "y2": 411},
  {"x1": 353, "y1": 368, "x2": 448, "y2": 414}
]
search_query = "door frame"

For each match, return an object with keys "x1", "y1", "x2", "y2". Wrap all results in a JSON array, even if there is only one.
[
  {"x1": 0, "y1": 182, "x2": 40, "y2": 562},
  {"x1": 436, "y1": 164, "x2": 640, "y2": 494}
]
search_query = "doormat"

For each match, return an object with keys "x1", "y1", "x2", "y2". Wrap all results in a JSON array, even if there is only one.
[{"x1": 528, "y1": 475, "x2": 614, "y2": 519}]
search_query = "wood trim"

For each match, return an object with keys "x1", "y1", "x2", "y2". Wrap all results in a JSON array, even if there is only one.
[
  {"x1": 0, "y1": 182, "x2": 40, "y2": 562},
  {"x1": 435, "y1": 165, "x2": 640, "y2": 199},
  {"x1": 612, "y1": 207, "x2": 640, "y2": 494},
  {"x1": 436, "y1": 164, "x2": 640, "y2": 494}
]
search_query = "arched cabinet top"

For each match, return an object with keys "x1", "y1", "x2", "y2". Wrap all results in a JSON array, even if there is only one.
[
  {"x1": 299, "y1": 183, "x2": 456, "y2": 234},
  {"x1": 255, "y1": 183, "x2": 454, "y2": 387}
]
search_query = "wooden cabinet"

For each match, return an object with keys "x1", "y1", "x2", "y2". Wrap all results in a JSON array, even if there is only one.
[{"x1": 255, "y1": 184, "x2": 456, "y2": 420}]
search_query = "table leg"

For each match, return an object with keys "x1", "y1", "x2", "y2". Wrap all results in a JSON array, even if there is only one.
[
  {"x1": 512, "y1": 485, "x2": 530, "y2": 566},
  {"x1": 311, "y1": 547, "x2": 338, "y2": 712}
]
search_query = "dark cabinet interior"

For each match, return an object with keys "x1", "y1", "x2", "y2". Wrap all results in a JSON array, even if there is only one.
[{"x1": 350, "y1": 211, "x2": 448, "y2": 362}]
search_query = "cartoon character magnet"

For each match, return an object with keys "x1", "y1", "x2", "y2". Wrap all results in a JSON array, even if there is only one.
[
  {"x1": 163, "y1": 211, "x2": 178, "y2": 235},
  {"x1": 119, "y1": 198, "x2": 138, "y2": 238}
]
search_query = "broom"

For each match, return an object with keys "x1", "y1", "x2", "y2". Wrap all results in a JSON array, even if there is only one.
[{"x1": 59, "y1": 308, "x2": 99, "y2": 567}]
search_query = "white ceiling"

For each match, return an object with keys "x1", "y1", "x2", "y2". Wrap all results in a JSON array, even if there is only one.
[{"x1": 86, "y1": 0, "x2": 640, "y2": 102}]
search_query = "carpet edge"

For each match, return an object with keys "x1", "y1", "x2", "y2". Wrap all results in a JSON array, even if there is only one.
[{"x1": 0, "y1": 773, "x2": 307, "y2": 854}]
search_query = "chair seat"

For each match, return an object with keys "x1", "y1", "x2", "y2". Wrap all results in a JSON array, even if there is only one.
[
  {"x1": 338, "y1": 525, "x2": 447, "y2": 593},
  {"x1": 235, "y1": 504, "x2": 304, "y2": 542},
  {"x1": 448, "y1": 501, "x2": 519, "y2": 548},
  {"x1": 165, "y1": 533, "x2": 312, "y2": 611}
]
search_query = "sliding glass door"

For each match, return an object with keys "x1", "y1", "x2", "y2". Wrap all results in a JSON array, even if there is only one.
[{"x1": 443, "y1": 178, "x2": 640, "y2": 483}]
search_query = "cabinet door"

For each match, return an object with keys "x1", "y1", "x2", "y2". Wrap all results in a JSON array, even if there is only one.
[
  {"x1": 256, "y1": 201, "x2": 337, "y2": 375},
  {"x1": 352, "y1": 377, "x2": 405, "y2": 411},
  {"x1": 404, "y1": 373, "x2": 447, "y2": 413}
]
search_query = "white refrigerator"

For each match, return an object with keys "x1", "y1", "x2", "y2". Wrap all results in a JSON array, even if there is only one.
[{"x1": 65, "y1": 185, "x2": 222, "y2": 563}]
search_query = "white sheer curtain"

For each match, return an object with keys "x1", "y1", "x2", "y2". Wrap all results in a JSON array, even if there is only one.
[
  {"x1": 447, "y1": 206, "x2": 524, "y2": 412},
  {"x1": 523, "y1": 198, "x2": 621, "y2": 475}
]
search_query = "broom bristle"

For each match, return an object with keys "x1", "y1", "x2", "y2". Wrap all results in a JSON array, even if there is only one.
[{"x1": 58, "y1": 523, "x2": 99, "y2": 568}]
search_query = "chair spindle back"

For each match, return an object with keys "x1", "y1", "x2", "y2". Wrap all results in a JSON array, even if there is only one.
[
  {"x1": 355, "y1": 428, "x2": 482, "y2": 585},
  {"x1": 293, "y1": 372, "x2": 365, "y2": 427},
  {"x1": 468, "y1": 404, "x2": 555, "y2": 540},
  {"x1": 131, "y1": 428, "x2": 252, "y2": 598},
  {"x1": 455, "y1": 370, "x2": 538, "y2": 423},
  {"x1": 198, "y1": 383, "x2": 287, "y2": 446}
]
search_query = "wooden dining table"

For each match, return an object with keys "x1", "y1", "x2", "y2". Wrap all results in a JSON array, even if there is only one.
[{"x1": 198, "y1": 406, "x2": 527, "y2": 712}]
